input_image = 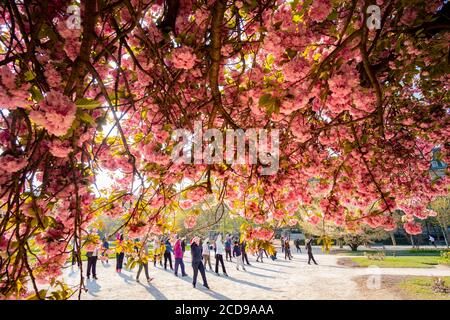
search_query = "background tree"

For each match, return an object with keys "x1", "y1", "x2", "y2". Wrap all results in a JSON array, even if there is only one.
[
  {"x1": 429, "y1": 196, "x2": 450, "y2": 247},
  {"x1": 299, "y1": 218, "x2": 390, "y2": 251},
  {"x1": 0, "y1": 0, "x2": 448, "y2": 299}
]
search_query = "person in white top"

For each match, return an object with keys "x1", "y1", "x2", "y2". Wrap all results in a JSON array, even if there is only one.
[
  {"x1": 214, "y1": 234, "x2": 228, "y2": 276},
  {"x1": 86, "y1": 246, "x2": 99, "y2": 280},
  {"x1": 429, "y1": 235, "x2": 437, "y2": 247},
  {"x1": 202, "y1": 238, "x2": 213, "y2": 271}
]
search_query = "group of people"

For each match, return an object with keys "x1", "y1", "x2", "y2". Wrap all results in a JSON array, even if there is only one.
[
  {"x1": 77, "y1": 233, "x2": 319, "y2": 289},
  {"x1": 280, "y1": 236, "x2": 317, "y2": 264}
]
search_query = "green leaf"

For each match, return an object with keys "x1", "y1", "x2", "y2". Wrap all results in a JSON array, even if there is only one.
[
  {"x1": 30, "y1": 86, "x2": 44, "y2": 102},
  {"x1": 75, "y1": 98, "x2": 101, "y2": 110},
  {"x1": 292, "y1": 14, "x2": 302, "y2": 23},
  {"x1": 24, "y1": 71, "x2": 36, "y2": 81},
  {"x1": 286, "y1": 48, "x2": 297, "y2": 59},
  {"x1": 77, "y1": 111, "x2": 96, "y2": 126},
  {"x1": 26, "y1": 289, "x2": 47, "y2": 300},
  {"x1": 258, "y1": 94, "x2": 273, "y2": 107},
  {"x1": 361, "y1": 134, "x2": 368, "y2": 144},
  {"x1": 38, "y1": 23, "x2": 58, "y2": 42},
  {"x1": 326, "y1": 10, "x2": 338, "y2": 21},
  {"x1": 343, "y1": 141, "x2": 353, "y2": 154}
]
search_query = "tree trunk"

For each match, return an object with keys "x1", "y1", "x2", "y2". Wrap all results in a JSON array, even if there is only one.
[
  {"x1": 389, "y1": 232, "x2": 397, "y2": 246},
  {"x1": 440, "y1": 225, "x2": 449, "y2": 248},
  {"x1": 349, "y1": 243, "x2": 359, "y2": 251}
]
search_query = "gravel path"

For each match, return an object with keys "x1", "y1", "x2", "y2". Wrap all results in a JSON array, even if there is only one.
[{"x1": 61, "y1": 246, "x2": 450, "y2": 300}]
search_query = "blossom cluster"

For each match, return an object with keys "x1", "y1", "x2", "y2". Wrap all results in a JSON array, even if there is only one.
[
  {"x1": 29, "y1": 90, "x2": 77, "y2": 136},
  {"x1": 170, "y1": 46, "x2": 198, "y2": 70}
]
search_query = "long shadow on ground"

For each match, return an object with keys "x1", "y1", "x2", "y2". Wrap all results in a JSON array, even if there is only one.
[
  {"x1": 243, "y1": 270, "x2": 275, "y2": 279},
  {"x1": 174, "y1": 270, "x2": 231, "y2": 300},
  {"x1": 246, "y1": 264, "x2": 282, "y2": 273},
  {"x1": 224, "y1": 275, "x2": 273, "y2": 291},
  {"x1": 137, "y1": 282, "x2": 168, "y2": 300},
  {"x1": 118, "y1": 271, "x2": 135, "y2": 284},
  {"x1": 85, "y1": 279, "x2": 102, "y2": 297}
]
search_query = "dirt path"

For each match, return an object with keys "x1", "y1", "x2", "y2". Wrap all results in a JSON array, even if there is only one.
[{"x1": 58, "y1": 247, "x2": 450, "y2": 300}]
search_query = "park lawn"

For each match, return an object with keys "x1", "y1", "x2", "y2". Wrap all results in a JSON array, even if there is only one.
[
  {"x1": 397, "y1": 276, "x2": 450, "y2": 300},
  {"x1": 350, "y1": 256, "x2": 442, "y2": 268},
  {"x1": 334, "y1": 249, "x2": 444, "y2": 257}
]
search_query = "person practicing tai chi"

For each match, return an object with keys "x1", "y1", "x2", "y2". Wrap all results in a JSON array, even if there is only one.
[
  {"x1": 181, "y1": 238, "x2": 186, "y2": 253},
  {"x1": 256, "y1": 246, "x2": 264, "y2": 263},
  {"x1": 136, "y1": 238, "x2": 154, "y2": 284},
  {"x1": 429, "y1": 235, "x2": 437, "y2": 248},
  {"x1": 86, "y1": 244, "x2": 99, "y2": 280},
  {"x1": 71, "y1": 238, "x2": 81, "y2": 269},
  {"x1": 115, "y1": 233, "x2": 125, "y2": 273},
  {"x1": 306, "y1": 237, "x2": 318, "y2": 265},
  {"x1": 241, "y1": 240, "x2": 251, "y2": 266},
  {"x1": 174, "y1": 238, "x2": 188, "y2": 277},
  {"x1": 164, "y1": 238, "x2": 174, "y2": 270},
  {"x1": 233, "y1": 241, "x2": 246, "y2": 271},
  {"x1": 190, "y1": 236, "x2": 209, "y2": 289},
  {"x1": 101, "y1": 237, "x2": 109, "y2": 264},
  {"x1": 202, "y1": 238, "x2": 213, "y2": 271},
  {"x1": 215, "y1": 234, "x2": 228, "y2": 276},
  {"x1": 294, "y1": 238, "x2": 302, "y2": 253},
  {"x1": 284, "y1": 239, "x2": 293, "y2": 260},
  {"x1": 225, "y1": 235, "x2": 232, "y2": 261}
]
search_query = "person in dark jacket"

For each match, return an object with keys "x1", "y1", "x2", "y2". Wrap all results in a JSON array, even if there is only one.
[
  {"x1": 116, "y1": 233, "x2": 125, "y2": 273},
  {"x1": 190, "y1": 236, "x2": 209, "y2": 289},
  {"x1": 101, "y1": 237, "x2": 110, "y2": 264},
  {"x1": 164, "y1": 239, "x2": 174, "y2": 270},
  {"x1": 294, "y1": 238, "x2": 302, "y2": 253},
  {"x1": 181, "y1": 238, "x2": 186, "y2": 253},
  {"x1": 233, "y1": 241, "x2": 246, "y2": 271},
  {"x1": 241, "y1": 241, "x2": 250, "y2": 265},
  {"x1": 224, "y1": 236, "x2": 232, "y2": 261},
  {"x1": 306, "y1": 238, "x2": 318, "y2": 265},
  {"x1": 86, "y1": 245, "x2": 99, "y2": 280}
]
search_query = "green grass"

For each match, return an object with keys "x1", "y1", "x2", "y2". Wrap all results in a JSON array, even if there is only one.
[
  {"x1": 350, "y1": 256, "x2": 443, "y2": 268},
  {"x1": 397, "y1": 276, "x2": 450, "y2": 300},
  {"x1": 334, "y1": 249, "x2": 444, "y2": 257}
]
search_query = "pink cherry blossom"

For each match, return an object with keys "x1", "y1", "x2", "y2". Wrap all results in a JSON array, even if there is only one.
[
  {"x1": 184, "y1": 215, "x2": 197, "y2": 229},
  {"x1": 49, "y1": 140, "x2": 73, "y2": 158},
  {"x1": 309, "y1": 0, "x2": 332, "y2": 22},
  {"x1": 0, "y1": 155, "x2": 28, "y2": 173},
  {"x1": 170, "y1": 46, "x2": 198, "y2": 70},
  {"x1": 29, "y1": 90, "x2": 76, "y2": 136},
  {"x1": 403, "y1": 221, "x2": 422, "y2": 235}
]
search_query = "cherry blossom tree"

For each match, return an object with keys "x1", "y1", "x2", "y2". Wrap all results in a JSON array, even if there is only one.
[{"x1": 0, "y1": 0, "x2": 448, "y2": 299}]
